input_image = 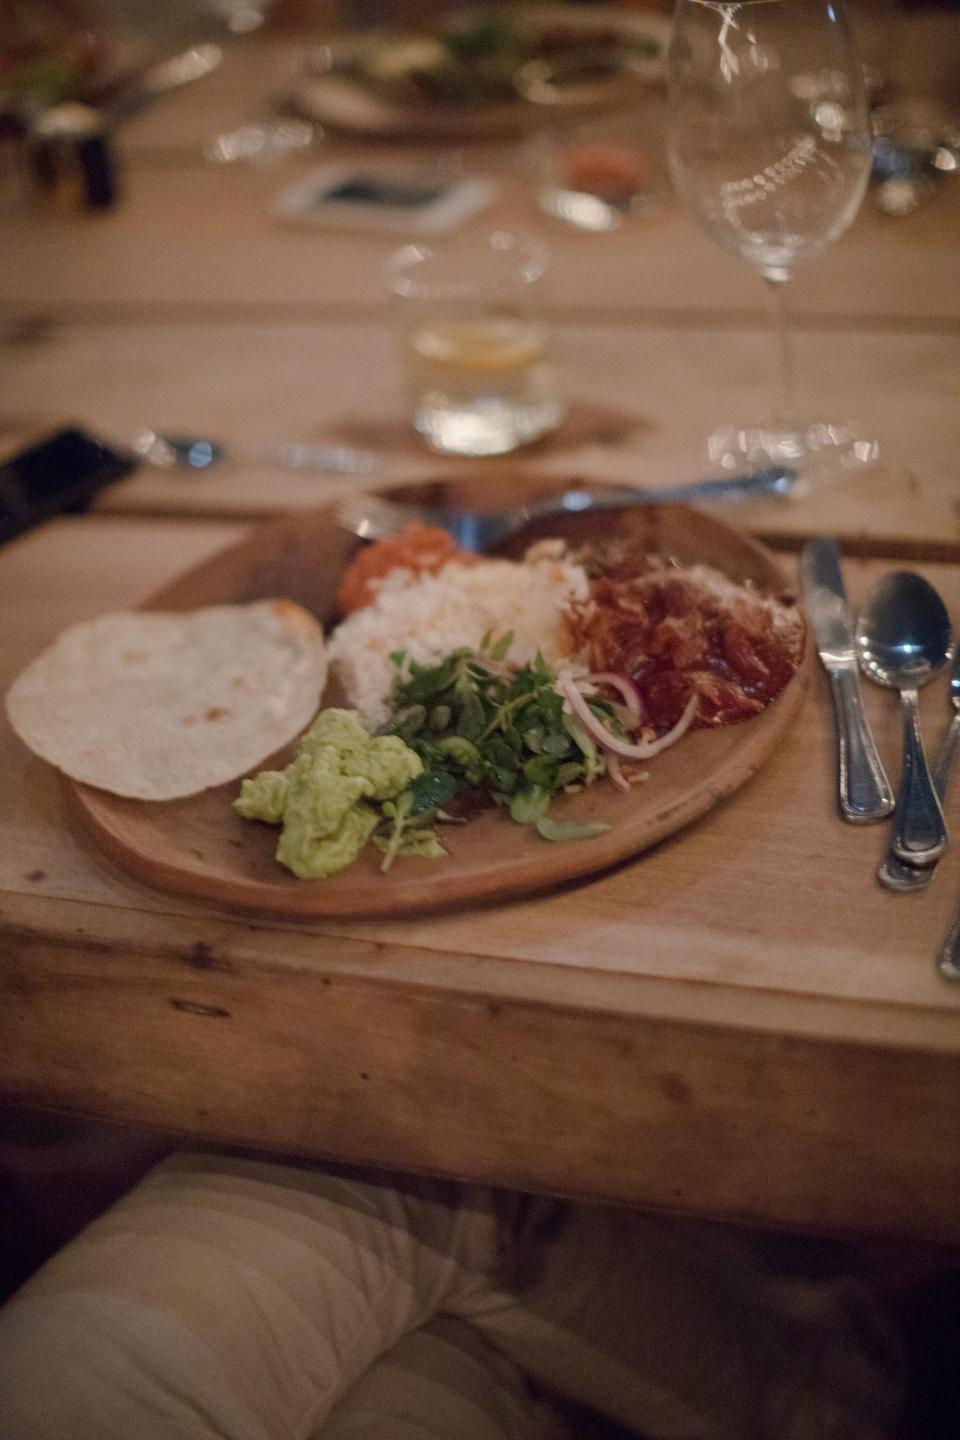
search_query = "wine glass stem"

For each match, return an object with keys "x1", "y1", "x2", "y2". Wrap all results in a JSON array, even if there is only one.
[{"x1": 763, "y1": 275, "x2": 797, "y2": 426}]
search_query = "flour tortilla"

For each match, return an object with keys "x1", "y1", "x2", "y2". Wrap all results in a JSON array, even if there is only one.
[{"x1": 6, "y1": 600, "x2": 328, "y2": 800}]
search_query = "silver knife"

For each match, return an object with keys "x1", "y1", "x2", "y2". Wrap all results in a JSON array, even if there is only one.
[{"x1": 800, "y1": 538, "x2": 895, "y2": 823}]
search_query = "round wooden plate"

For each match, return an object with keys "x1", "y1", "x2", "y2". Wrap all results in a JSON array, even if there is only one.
[{"x1": 65, "y1": 474, "x2": 811, "y2": 917}]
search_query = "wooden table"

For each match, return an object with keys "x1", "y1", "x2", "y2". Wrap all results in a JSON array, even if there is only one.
[
  {"x1": 3, "y1": 317, "x2": 958, "y2": 558},
  {"x1": 1, "y1": 11, "x2": 959, "y2": 1246}
]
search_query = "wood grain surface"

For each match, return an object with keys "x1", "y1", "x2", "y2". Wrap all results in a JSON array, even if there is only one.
[
  {"x1": 2, "y1": 516, "x2": 959, "y2": 1240},
  {"x1": 3, "y1": 9, "x2": 960, "y2": 1241},
  {"x1": 1, "y1": 15, "x2": 957, "y2": 559},
  {"x1": 2, "y1": 321, "x2": 957, "y2": 558},
  {"x1": 2, "y1": 134, "x2": 957, "y2": 325},
  {"x1": 1, "y1": 19, "x2": 958, "y2": 325}
]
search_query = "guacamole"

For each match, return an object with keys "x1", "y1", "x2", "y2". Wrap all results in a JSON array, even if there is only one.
[{"x1": 235, "y1": 708, "x2": 423, "y2": 878}]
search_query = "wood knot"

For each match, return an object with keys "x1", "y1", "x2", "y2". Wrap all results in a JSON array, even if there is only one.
[
  {"x1": 182, "y1": 941, "x2": 231, "y2": 973},
  {"x1": 659, "y1": 1072, "x2": 691, "y2": 1105},
  {"x1": 170, "y1": 999, "x2": 231, "y2": 1018}
]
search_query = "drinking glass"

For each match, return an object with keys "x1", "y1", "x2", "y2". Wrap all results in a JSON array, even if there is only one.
[
  {"x1": 385, "y1": 229, "x2": 565, "y2": 458},
  {"x1": 666, "y1": 0, "x2": 875, "y2": 475},
  {"x1": 530, "y1": 113, "x2": 658, "y2": 233}
]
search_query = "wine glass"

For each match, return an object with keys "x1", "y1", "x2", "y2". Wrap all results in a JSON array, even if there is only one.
[{"x1": 666, "y1": 0, "x2": 876, "y2": 478}]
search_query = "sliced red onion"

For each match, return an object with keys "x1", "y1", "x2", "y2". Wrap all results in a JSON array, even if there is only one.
[
  {"x1": 586, "y1": 671, "x2": 643, "y2": 722},
  {"x1": 607, "y1": 700, "x2": 642, "y2": 731},
  {"x1": 558, "y1": 675, "x2": 699, "y2": 761},
  {"x1": 606, "y1": 752, "x2": 632, "y2": 793}
]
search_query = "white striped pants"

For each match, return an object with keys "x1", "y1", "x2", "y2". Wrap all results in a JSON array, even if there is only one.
[{"x1": 0, "y1": 1151, "x2": 902, "y2": 1440}]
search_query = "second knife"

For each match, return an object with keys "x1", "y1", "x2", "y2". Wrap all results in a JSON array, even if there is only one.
[{"x1": 800, "y1": 538, "x2": 895, "y2": 823}]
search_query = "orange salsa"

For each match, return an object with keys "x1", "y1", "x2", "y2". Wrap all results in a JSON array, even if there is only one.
[{"x1": 337, "y1": 523, "x2": 474, "y2": 615}]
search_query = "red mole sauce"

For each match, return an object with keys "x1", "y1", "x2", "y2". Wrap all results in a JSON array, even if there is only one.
[{"x1": 566, "y1": 564, "x2": 804, "y2": 734}]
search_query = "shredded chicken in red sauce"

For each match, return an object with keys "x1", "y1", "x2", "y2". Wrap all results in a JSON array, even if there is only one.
[{"x1": 565, "y1": 557, "x2": 804, "y2": 734}]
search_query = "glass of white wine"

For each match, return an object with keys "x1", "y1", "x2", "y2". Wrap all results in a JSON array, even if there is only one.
[
  {"x1": 666, "y1": 0, "x2": 876, "y2": 477},
  {"x1": 386, "y1": 230, "x2": 565, "y2": 458}
]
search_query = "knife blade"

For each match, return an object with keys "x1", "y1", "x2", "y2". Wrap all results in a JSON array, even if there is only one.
[{"x1": 800, "y1": 538, "x2": 895, "y2": 823}]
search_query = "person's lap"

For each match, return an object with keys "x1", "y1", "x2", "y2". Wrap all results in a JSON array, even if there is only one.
[{"x1": 0, "y1": 1150, "x2": 903, "y2": 1440}]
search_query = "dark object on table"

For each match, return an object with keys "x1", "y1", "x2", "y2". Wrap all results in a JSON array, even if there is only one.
[
  {"x1": 27, "y1": 100, "x2": 118, "y2": 208},
  {"x1": 0, "y1": 426, "x2": 135, "y2": 545}
]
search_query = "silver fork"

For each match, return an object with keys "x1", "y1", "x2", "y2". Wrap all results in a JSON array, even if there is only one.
[{"x1": 335, "y1": 465, "x2": 797, "y2": 552}]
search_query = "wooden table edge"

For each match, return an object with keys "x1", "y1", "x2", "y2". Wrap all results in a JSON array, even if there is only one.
[
  {"x1": 2, "y1": 888, "x2": 957, "y2": 1054},
  {"x1": 4, "y1": 889, "x2": 959, "y2": 1244}
]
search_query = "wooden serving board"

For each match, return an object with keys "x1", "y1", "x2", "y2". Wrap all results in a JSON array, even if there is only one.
[{"x1": 65, "y1": 474, "x2": 812, "y2": 917}]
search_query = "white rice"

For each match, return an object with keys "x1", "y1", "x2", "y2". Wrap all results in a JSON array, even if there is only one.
[{"x1": 328, "y1": 557, "x2": 589, "y2": 729}]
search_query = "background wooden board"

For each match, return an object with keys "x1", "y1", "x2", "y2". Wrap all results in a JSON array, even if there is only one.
[
  {"x1": 2, "y1": 14, "x2": 959, "y2": 326},
  {"x1": 2, "y1": 320, "x2": 958, "y2": 558},
  {"x1": 3, "y1": 151, "x2": 957, "y2": 325}
]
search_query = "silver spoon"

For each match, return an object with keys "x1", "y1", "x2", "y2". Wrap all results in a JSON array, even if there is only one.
[
  {"x1": 856, "y1": 572, "x2": 953, "y2": 867},
  {"x1": 878, "y1": 650, "x2": 960, "y2": 891}
]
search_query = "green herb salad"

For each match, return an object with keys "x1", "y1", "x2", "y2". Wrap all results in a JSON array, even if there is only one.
[{"x1": 234, "y1": 630, "x2": 686, "y2": 880}]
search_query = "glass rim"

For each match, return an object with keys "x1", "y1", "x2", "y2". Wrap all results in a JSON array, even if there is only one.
[{"x1": 384, "y1": 228, "x2": 550, "y2": 302}]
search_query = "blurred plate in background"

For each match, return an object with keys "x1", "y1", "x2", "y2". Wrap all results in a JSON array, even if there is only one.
[{"x1": 289, "y1": 5, "x2": 671, "y2": 142}]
